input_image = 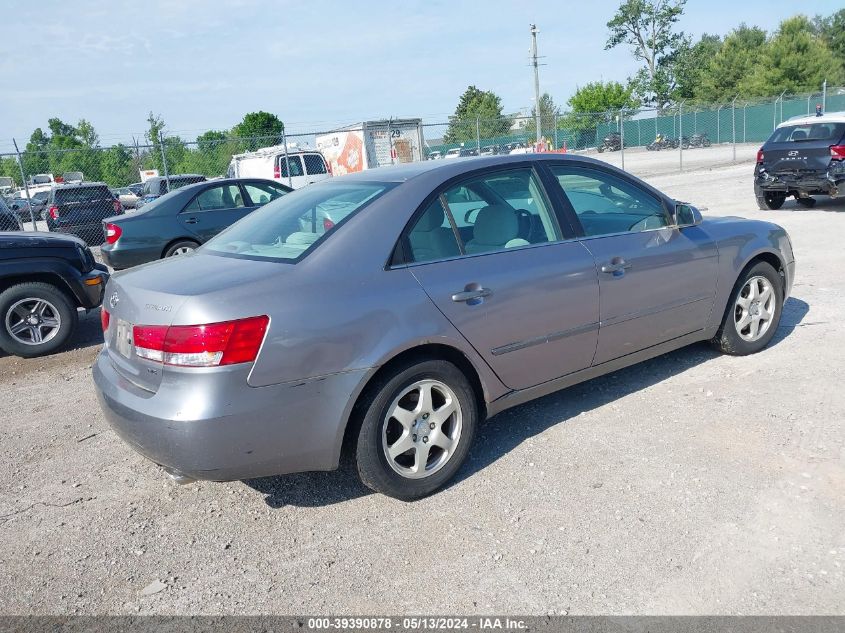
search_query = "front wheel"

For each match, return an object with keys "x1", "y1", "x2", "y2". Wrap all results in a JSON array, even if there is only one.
[
  {"x1": 355, "y1": 359, "x2": 478, "y2": 500},
  {"x1": 0, "y1": 282, "x2": 78, "y2": 358},
  {"x1": 711, "y1": 262, "x2": 783, "y2": 356}
]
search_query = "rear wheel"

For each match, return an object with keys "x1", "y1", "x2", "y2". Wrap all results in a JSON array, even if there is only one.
[
  {"x1": 164, "y1": 240, "x2": 199, "y2": 258},
  {"x1": 0, "y1": 282, "x2": 78, "y2": 358},
  {"x1": 756, "y1": 191, "x2": 786, "y2": 210},
  {"x1": 711, "y1": 262, "x2": 783, "y2": 356},
  {"x1": 355, "y1": 359, "x2": 478, "y2": 500}
]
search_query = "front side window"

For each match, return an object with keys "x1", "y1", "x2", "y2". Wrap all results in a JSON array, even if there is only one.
[
  {"x1": 205, "y1": 182, "x2": 392, "y2": 262},
  {"x1": 187, "y1": 185, "x2": 245, "y2": 211},
  {"x1": 549, "y1": 166, "x2": 669, "y2": 237},
  {"x1": 243, "y1": 182, "x2": 288, "y2": 206},
  {"x1": 278, "y1": 156, "x2": 304, "y2": 178}
]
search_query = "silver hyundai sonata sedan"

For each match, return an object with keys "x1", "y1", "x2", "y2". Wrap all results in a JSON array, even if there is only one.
[{"x1": 93, "y1": 154, "x2": 795, "y2": 500}]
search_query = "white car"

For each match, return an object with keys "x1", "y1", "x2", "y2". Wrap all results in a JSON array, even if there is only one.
[
  {"x1": 227, "y1": 146, "x2": 331, "y2": 190},
  {"x1": 112, "y1": 187, "x2": 140, "y2": 209}
]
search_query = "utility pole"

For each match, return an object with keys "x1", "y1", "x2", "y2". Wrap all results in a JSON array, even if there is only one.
[
  {"x1": 530, "y1": 24, "x2": 542, "y2": 145},
  {"x1": 822, "y1": 80, "x2": 827, "y2": 112}
]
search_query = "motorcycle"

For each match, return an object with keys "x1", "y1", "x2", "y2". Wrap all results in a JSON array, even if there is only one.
[
  {"x1": 597, "y1": 132, "x2": 622, "y2": 153},
  {"x1": 689, "y1": 132, "x2": 712, "y2": 148},
  {"x1": 647, "y1": 136, "x2": 671, "y2": 151}
]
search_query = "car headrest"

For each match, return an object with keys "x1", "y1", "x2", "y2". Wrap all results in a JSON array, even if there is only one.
[
  {"x1": 473, "y1": 204, "x2": 518, "y2": 245},
  {"x1": 416, "y1": 203, "x2": 446, "y2": 232}
]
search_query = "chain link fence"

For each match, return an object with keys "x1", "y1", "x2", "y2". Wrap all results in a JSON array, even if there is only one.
[{"x1": 2, "y1": 87, "x2": 844, "y2": 250}]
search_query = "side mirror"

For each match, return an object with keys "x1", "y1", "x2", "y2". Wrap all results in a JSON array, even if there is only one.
[{"x1": 674, "y1": 203, "x2": 702, "y2": 227}]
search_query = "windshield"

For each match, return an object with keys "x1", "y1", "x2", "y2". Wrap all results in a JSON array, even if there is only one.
[
  {"x1": 770, "y1": 122, "x2": 845, "y2": 143},
  {"x1": 205, "y1": 182, "x2": 392, "y2": 262}
]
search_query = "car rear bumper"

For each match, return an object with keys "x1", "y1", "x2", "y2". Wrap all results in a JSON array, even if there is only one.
[
  {"x1": 100, "y1": 243, "x2": 161, "y2": 270},
  {"x1": 92, "y1": 349, "x2": 368, "y2": 481},
  {"x1": 755, "y1": 164, "x2": 845, "y2": 195}
]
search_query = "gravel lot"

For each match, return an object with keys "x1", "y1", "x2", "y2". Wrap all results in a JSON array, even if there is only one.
[{"x1": 1, "y1": 153, "x2": 843, "y2": 615}]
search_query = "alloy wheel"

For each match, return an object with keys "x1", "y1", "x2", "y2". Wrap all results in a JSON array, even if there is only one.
[
  {"x1": 734, "y1": 276, "x2": 775, "y2": 342},
  {"x1": 381, "y1": 379, "x2": 463, "y2": 479},
  {"x1": 5, "y1": 298, "x2": 62, "y2": 346}
]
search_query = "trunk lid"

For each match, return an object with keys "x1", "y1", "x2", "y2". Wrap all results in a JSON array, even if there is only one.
[
  {"x1": 763, "y1": 121, "x2": 845, "y2": 174},
  {"x1": 103, "y1": 251, "x2": 288, "y2": 393}
]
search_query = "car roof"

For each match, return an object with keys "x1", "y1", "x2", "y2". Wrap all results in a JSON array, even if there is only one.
[
  {"x1": 168, "y1": 177, "x2": 285, "y2": 195},
  {"x1": 778, "y1": 111, "x2": 845, "y2": 127},
  {"x1": 53, "y1": 182, "x2": 109, "y2": 189},
  {"x1": 333, "y1": 153, "x2": 610, "y2": 183}
]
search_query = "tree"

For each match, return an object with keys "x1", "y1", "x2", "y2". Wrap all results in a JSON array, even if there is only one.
[
  {"x1": 145, "y1": 112, "x2": 167, "y2": 172},
  {"x1": 99, "y1": 144, "x2": 134, "y2": 186},
  {"x1": 746, "y1": 16, "x2": 844, "y2": 96},
  {"x1": 816, "y1": 9, "x2": 845, "y2": 67},
  {"x1": 524, "y1": 93, "x2": 559, "y2": 141},
  {"x1": 561, "y1": 81, "x2": 640, "y2": 149},
  {"x1": 605, "y1": 0, "x2": 687, "y2": 109},
  {"x1": 673, "y1": 34, "x2": 722, "y2": 101},
  {"x1": 444, "y1": 86, "x2": 511, "y2": 144},
  {"x1": 695, "y1": 25, "x2": 767, "y2": 102},
  {"x1": 232, "y1": 111, "x2": 284, "y2": 150}
]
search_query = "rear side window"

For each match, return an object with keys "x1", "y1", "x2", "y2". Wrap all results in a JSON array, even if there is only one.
[
  {"x1": 55, "y1": 186, "x2": 111, "y2": 204},
  {"x1": 278, "y1": 156, "x2": 304, "y2": 178},
  {"x1": 770, "y1": 122, "x2": 845, "y2": 143},
  {"x1": 303, "y1": 154, "x2": 327, "y2": 175}
]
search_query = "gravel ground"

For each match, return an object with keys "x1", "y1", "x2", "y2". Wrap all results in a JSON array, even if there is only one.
[{"x1": 1, "y1": 155, "x2": 843, "y2": 615}]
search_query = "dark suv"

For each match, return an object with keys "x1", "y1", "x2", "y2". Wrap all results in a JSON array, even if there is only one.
[
  {"x1": 0, "y1": 232, "x2": 108, "y2": 357},
  {"x1": 755, "y1": 113, "x2": 845, "y2": 209},
  {"x1": 137, "y1": 174, "x2": 207, "y2": 208},
  {"x1": 46, "y1": 183, "x2": 123, "y2": 244}
]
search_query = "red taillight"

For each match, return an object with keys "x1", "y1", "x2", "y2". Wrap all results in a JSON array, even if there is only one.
[
  {"x1": 273, "y1": 163, "x2": 281, "y2": 179},
  {"x1": 831, "y1": 145, "x2": 845, "y2": 160},
  {"x1": 323, "y1": 217, "x2": 335, "y2": 231},
  {"x1": 49, "y1": 205, "x2": 59, "y2": 219},
  {"x1": 100, "y1": 308, "x2": 110, "y2": 332},
  {"x1": 756, "y1": 149, "x2": 764, "y2": 164},
  {"x1": 132, "y1": 316, "x2": 269, "y2": 367},
  {"x1": 326, "y1": 161, "x2": 333, "y2": 176},
  {"x1": 105, "y1": 223, "x2": 122, "y2": 245}
]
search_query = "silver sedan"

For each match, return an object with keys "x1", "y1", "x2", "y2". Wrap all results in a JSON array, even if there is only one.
[{"x1": 93, "y1": 154, "x2": 795, "y2": 499}]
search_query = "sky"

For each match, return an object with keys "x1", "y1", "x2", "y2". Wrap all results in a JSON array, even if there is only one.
[{"x1": 1, "y1": 0, "x2": 842, "y2": 152}]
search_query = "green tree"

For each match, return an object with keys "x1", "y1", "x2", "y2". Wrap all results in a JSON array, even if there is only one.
[
  {"x1": 605, "y1": 0, "x2": 687, "y2": 109},
  {"x1": 673, "y1": 34, "x2": 722, "y2": 101},
  {"x1": 99, "y1": 144, "x2": 134, "y2": 186},
  {"x1": 444, "y1": 86, "x2": 511, "y2": 144},
  {"x1": 524, "y1": 93, "x2": 560, "y2": 142},
  {"x1": 815, "y1": 9, "x2": 845, "y2": 67},
  {"x1": 746, "y1": 16, "x2": 844, "y2": 96},
  {"x1": 561, "y1": 81, "x2": 640, "y2": 149},
  {"x1": 232, "y1": 111, "x2": 284, "y2": 150},
  {"x1": 695, "y1": 25, "x2": 767, "y2": 102},
  {"x1": 145, "y1": 112, "x2": 167, "y2": 173}
]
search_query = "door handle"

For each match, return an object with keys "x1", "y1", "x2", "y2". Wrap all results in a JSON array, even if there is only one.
[
  {"x1": 601, "y1": 258, "x2": 632, "y2": 274},
  {"x1": 184, "y1": 217, "x2": 199, "y2": 224},
  {"x1": 451, "y1": 284, "x2": 492, "y2": 304}
]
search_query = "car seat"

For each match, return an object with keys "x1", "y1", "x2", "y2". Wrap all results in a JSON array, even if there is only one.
[
  {"x1": 408, "y1": 203, "x2": 460, "y2": 262},
  {"x1": 465, "y1": 204, "x2": 530, "y2": 254}
]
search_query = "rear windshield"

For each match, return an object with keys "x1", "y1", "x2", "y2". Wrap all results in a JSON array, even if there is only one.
[
  {"x1": 55, "y1": 186, "x2": 111, "y2": 203},
  {"x1": 205, "y1": 182, "x2": 393, "y2": 263},
  {"x1": 770, "y1": 122, "x2": 845, "y2": 143},
  {"x1": 31, "y1": 175, "x2": 52, "y2": 185}
]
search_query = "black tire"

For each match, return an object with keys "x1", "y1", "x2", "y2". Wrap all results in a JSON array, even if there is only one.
[
  {"x1": 796, "y1": 197, "x2": 816, "y2": 208},
  {"x1": 355, "y1": 359, "x2": 478, "y2": 501},
  {"x1": 756, "y1": 191, "x2": 786, "y2": 210},
  {"x1": 597, "y1": 146, "x2": 605, "y2": 153},
  {"x1": 0, "y1": 282, "x2": 78, "y2": 358},
  {"x1": 163, "y1": 240, "x2": 200, "y2": 258},
  {"x1": 710, "y1": 261, "x2": 783, "y2": 356}
]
